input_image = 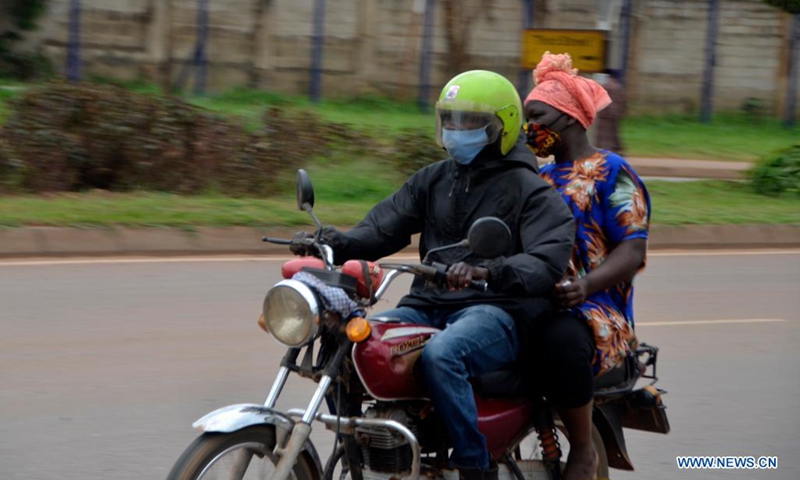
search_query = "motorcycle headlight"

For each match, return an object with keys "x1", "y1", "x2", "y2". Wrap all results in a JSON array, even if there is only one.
[{"x1": 262, "y1": 280, "x2": 319, "y2": 347}]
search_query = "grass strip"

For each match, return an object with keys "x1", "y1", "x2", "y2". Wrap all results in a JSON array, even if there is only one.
[{"x1": 1, "y1": 180, "x2": 797, "y2": 228}]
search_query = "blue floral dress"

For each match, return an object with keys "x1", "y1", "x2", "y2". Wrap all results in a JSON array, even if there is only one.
[{"x1": 540, "y1": 151, "x2": 651, "y2": 375}]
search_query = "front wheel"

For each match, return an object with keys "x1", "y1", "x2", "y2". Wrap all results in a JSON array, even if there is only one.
[{"x1": 167, "y1": 425, "x2": 319, "y2": 480}]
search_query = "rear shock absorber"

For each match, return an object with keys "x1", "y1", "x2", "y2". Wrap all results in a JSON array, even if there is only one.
[{"x1": 533, "y1": 407, "x2": 562, "y2": 480}]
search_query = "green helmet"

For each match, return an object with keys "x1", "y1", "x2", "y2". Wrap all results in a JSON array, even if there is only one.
[{"x1": 435, "y1": 70, "x2": 523, "y2": 156}]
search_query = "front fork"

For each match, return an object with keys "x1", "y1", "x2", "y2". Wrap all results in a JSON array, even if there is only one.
[
  {"x1": 270, "y1": 375, "x2": 333, "y2": 480},
  {"x1": 268, "y1": 343, "x2": 350, "y2": 480}
]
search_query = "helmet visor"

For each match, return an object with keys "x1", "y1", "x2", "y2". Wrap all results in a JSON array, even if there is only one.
[{"x1": 435, "y1": 101, "x2": 503, "y2": 148}]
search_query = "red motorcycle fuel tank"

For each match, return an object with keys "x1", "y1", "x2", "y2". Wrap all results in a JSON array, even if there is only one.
[
  {"x1": 353, "y1": 322, "x2": 438, "y2": 400},
  {"x1": 353, "y1": 321, "x2": 534, "y2": 459}
]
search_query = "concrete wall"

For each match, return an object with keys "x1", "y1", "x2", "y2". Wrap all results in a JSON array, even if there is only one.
[
  {"x1": 24, "y1": 0, "x2": 800, "y2": 115},
  {"x1": 632, "y1": 0, "x2": 792, "y2": 114}
]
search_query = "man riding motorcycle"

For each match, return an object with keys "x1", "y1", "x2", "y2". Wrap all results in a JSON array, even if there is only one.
[{"x1": 291, "y1": 70, "x2": 575, "y2": 480}]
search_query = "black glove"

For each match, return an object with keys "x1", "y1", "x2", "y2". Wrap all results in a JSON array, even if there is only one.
[
  {"x1": 289, "y1": 231, "x2": 316, "y2": 256},
  {"x1": 289, "y1": 227, "x2": 348, "y2": 261},
  {"x1": 319, "y1": 226, "x2": 346, "y2": 251}
]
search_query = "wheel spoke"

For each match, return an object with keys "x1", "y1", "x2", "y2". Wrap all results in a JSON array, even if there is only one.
[
  {"x1": 197, "y1": 443, "x2": 288, "y2": 480},
  {"x1": 167, "y1": 426, "x2": 314, "y2": 480}
]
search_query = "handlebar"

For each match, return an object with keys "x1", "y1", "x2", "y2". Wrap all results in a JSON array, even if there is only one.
[
  {"x1": 470, "y1": 279, "x2": 488, "y2": 292},
  {"x1": 376, "y1": 262, "x2": 488, "y2": 301},
  {"x1": 262, "y1": 236, "x2": 293, "y2": 245},
  {"x1": 263, "y1": 236, "x2": 335, "y2": 269},
  {"x1": 416, "y1": 262, "x2": 487, "y2": 292},
  {"x1": 263, "y1": 237, "x2": 487, "y2": 300}
]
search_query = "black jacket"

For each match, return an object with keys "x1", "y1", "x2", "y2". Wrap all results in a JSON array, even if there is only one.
[{"x1": 327, "y1": 134, "x2": 575, "y2": 324}]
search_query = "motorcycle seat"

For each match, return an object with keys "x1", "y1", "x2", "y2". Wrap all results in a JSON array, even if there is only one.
[
  {"x1": 471, "y1": 367, "x2": 529, "y2": 398},
  {"x1": 472, "y1": 356, "x2": 638, "y2": 400}
]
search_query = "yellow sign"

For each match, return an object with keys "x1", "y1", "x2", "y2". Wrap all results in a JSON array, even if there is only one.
[{"x1": 521, "y1": 29, "x2": 607, "y2": 73}]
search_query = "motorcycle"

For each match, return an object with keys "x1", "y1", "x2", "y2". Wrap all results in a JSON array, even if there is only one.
[{"x1": 166, "y1": 170, "x2": 670, "y2": 480}]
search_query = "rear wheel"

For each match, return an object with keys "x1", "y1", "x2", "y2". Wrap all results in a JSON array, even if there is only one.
[{"x1": 167, "y1": 426, "x2": 319, "y2": 480}]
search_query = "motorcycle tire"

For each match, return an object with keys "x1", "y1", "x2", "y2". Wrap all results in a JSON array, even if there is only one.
[{"x1": 166, "y1": 425, "x2": 319, "y2": 480}]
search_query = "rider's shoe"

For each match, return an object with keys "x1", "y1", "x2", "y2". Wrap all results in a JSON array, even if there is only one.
[{"x1": 458, "y1": 463, "x2": 498, "y2": 480}]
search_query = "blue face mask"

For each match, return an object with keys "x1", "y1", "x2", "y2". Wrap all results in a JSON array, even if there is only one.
[{"x1": 442, "y1": 128, "x2": 489, "y2": 165}]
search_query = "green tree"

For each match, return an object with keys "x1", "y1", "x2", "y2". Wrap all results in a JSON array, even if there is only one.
[
  {"x1": 11, "y1": 1, "x2": 49, "y2": 30},
  {"x1": 0, "y1": 0, "x2": 50, "y2": 79},
  {"x1": 762, "y1": 0, "x2": 800, "y2": 14}
]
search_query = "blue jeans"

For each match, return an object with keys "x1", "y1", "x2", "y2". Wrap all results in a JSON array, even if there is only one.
[{"x1": 373, "y1": 305, "x2": 519, "y2": 469}]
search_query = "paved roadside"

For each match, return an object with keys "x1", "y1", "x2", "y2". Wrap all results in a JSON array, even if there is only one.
[
  {"x1": 625, "y1": 157, "x2": 749, "y2": 180},
  {"x1": 0, "y1": 157, "x2": 780, "y2": 258},
  {"x1": 1, "y1": 224, "x2": 798, "y2": 258},
  {"x1": 532, "y1": 156, "x2": 749, "y2": 180}
]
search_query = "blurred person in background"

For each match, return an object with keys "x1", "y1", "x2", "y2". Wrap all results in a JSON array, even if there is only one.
[
  {"x1": 523, "y1": 52, "x2": 650, "y2": 480},
  {"x1": 593, "y1": 69, "x2": 627, "y2": 155}
]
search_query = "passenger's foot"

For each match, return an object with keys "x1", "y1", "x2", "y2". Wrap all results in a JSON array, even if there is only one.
[{"x1": 562, "y1": 443, "x2": 598, "y2": 480}]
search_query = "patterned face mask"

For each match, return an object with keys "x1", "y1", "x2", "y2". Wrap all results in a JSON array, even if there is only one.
[{"x1": 525, "y1": 115, "x2": 564, "y2": 158}]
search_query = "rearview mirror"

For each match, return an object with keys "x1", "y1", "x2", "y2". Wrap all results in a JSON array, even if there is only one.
[
  {"x1": 468, "y1": 217, "x2": 512, "y2": 258},
  {"x1": 296, "y1": 169, "x2": 315, "y2": 211}
]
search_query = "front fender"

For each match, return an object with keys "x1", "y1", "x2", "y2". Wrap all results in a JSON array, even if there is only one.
[
  {"x1": 193, "y1": 403, "x2": 293, "y2": 436},
  {"x1": 193, "y1": 403, "x2": 323, "y2": 477}
]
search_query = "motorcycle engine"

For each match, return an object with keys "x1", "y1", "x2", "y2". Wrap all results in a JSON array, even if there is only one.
[{"x1": 355, "y1": 406, "x2": 417, "y2": 476}]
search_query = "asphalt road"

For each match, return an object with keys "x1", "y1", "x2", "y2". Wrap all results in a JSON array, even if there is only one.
[{"x1": 1, "y1": 252, "x2": 798, "y2": 480}]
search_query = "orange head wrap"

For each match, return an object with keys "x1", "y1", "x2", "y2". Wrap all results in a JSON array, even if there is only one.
[{"x1": 524, "y1": 52, "x2": 612, "y2": 129}]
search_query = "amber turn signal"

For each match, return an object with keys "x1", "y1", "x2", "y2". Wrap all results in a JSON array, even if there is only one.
[
  {"x1": 346, "y1": 317, "x2": 372, "y2": 343},
  {"x1": 257, "y1": 314, "x2": 268, "y2": 333}
]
